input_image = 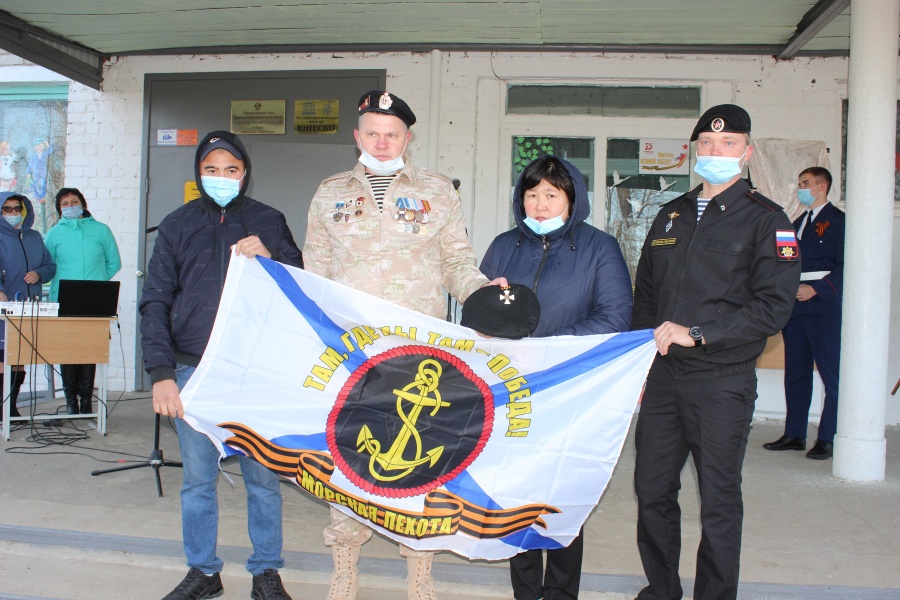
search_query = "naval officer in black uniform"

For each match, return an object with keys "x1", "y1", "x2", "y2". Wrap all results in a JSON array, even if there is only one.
[
  {"x1": 631, "y1": 104, "x2": 801, "y2": 600},
  {"x1": 764, "y1": 166, "x2": 844, "y2": 460}
]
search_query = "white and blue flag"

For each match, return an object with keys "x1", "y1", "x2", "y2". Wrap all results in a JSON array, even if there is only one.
[{"x1": 182, "y1": 256, "x2": 656, "y2": 560}]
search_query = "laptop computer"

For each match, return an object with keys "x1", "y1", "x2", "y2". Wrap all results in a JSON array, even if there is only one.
[{"x1": 57, "y1": 280, "x2": 120, "y2": 318}]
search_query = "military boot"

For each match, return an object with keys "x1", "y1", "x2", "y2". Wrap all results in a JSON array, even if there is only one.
[{"x1": 327, "y1": 541, "x2": 361, "y2": 600}]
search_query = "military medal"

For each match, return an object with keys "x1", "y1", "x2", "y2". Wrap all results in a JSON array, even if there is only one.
[
  {"x1": 394, "y1": 197, "x2": 431, "y2": 232},
  {"x1": 664, "y1": 210, "x2": 678, "y2": 233}
]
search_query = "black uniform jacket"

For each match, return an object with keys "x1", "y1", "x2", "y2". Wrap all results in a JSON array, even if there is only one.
[{"x1": 632, "y1": 179, "x2": 801, "y2": 377}]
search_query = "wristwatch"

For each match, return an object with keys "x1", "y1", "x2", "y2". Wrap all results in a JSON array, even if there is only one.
[{"x1": 689, "y1": 326, "x2": 703, "y2": 347}]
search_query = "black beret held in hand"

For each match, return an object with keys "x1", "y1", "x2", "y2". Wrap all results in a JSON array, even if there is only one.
[{"x1": 462, "y1": 284, "x2": 540, "y2": 340}]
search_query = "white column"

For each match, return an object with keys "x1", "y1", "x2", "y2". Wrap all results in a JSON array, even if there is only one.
[
  {"x1": 427, "y1": 49, "x2": 443, "y2": 172},
  {"x1": 833, "y1": 0, "x2": 899, "y2": 481}
]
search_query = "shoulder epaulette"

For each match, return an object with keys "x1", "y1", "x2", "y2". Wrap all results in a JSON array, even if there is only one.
[
  {"x1": 319, "y1": 170, "x2": 354, "y2": 185},
  {"x1": 747, "y1": 190, "x2": 781, "y2": 212},
  {"x1": 416, "y1": 168, "x2": 454, "y2": 186}
]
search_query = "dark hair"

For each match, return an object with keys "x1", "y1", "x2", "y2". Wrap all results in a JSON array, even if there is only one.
[
  {"x1": 3, "y1": 194, "x2": 26, "y2": 209},
  {"x1": 55, "y1": 187, "x2": 87, "y2": 216},
  {"x1": 799, "y1": 166, "x2": 832, "y2": 195},
  {"x1": 519, "y1": 155, "x2": 575, "y2": 214}
]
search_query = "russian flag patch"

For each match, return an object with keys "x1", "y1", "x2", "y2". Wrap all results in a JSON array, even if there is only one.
[{"x1": 775, "y1": 229, "x2": 800, "y2": 261}]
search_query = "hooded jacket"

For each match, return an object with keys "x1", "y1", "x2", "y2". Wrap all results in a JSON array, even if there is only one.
[
  {"x1": 43, "y1": 212, "x2": 121, "y2": 302},
  {"x1": 0, "y1": 192, "x2": 56, "y2": 301},
  {"x1": 479, "y1": 158, "x2": 632, "y2": 337},
  {"x1": 139, "y1": 130, "x2": 303, "y2": 383}
]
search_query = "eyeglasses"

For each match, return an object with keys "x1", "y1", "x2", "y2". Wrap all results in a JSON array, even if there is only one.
[{"x1": 1, "y1": 206, "x2": 23, "y2": 214}]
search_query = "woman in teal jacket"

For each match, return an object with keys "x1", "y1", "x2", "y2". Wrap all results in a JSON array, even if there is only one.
[{"x1": 44, "y1": 188, "x2": 121, "y2": 415}]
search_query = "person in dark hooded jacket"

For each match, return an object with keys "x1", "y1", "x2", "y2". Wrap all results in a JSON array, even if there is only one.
[
  {"x1": 0, "y1": 191, "x2": 56, "y2": 420},
  {"x1": 140, "y1": 131, "x2": 302, "y2": 600},
  {"x1": 479, "y1": 156, "x2": 632, "y2": 600}
]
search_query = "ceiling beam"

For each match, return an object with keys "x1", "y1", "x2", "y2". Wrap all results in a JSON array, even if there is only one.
[
  {"x1": 777, "y1": 0, "x2": 851, "y2": 60},
  {"x1": 117, "y1": 42, "x2": 849, "y2": 58},
  {"x1": 0, "y1": 9, "x2": 105, "y2": 89}
]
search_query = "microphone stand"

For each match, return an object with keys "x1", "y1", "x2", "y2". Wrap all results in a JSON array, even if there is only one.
[{"x1": 91, "y1": 413, "x2": 182, "y2": 497}]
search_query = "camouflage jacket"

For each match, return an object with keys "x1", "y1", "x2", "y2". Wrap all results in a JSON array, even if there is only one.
[{"x1": 303, "y1": 158, "x2": 488, "y2": 318}]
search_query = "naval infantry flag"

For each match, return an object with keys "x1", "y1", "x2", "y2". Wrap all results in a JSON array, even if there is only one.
[{"x1": 181, "y1": 256, "x2": 656, "y2": 560}]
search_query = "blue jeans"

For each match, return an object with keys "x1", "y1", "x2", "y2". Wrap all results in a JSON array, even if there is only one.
[{"x1": 174, "y1": 364, "x2": 285, "y2": 575}]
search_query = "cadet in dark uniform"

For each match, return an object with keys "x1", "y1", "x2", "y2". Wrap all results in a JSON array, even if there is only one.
[
  {"x1": 631, "y1": 104, "x2": 801, "y2": 600},
  {"x1": 764, "y1": 166, "x2": 844, "y2": 460}
]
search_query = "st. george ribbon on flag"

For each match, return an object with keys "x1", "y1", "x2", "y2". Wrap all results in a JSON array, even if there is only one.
[{"x1": 181, "y1": 256, "x2": 656, "y2": 560}]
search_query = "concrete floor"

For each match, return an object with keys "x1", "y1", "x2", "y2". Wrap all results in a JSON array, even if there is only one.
[{"x1": 1, "y1": 392, "x2": 898, "y2": 600}]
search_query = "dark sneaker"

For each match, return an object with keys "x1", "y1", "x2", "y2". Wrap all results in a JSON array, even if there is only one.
[
  {"x1": 251, "y1": 569, "x2": 292, "y2": 600},
  {"x1": 162, "y1": 568, "x2": 224, "y2": 600}
]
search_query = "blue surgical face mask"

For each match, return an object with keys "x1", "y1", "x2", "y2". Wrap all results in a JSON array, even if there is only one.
[
  {"x1": 523, "y1": 212, "x2": 566, "y2": 236},
  {"x1": 797, "y1": 187, "x2": 817, "y2": 206},
  {"x1": 693, "y1": 148, "x2": 747, "y2": 185},
  {"x1": 201, "y1": 174, "x2": 244, "y2": 207},
  {"x1": 61, "y1": 206, "x2": 84, "y2": 219},
  {"x1": 3, "y1": 214, "x2": 23, "y2": 227}
]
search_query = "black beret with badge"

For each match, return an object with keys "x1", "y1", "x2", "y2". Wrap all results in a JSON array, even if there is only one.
[
  {"x1": 462, "y1": 284, "x2": 540, "y2": 340},
  {"x1": 358, "y1": 90, "x2": 417, "y2": 128},
  {"x1": 690, "y1": 104, "x2": 752, "y2": 142}
]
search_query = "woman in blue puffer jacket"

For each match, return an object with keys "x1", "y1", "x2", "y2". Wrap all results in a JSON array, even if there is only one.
[
  {"x1": 479, "y1": 155, "x2": 633, "y2": 600},
  {"x1": 0, "y1": 191, "x2": 56, "y2": 419}
]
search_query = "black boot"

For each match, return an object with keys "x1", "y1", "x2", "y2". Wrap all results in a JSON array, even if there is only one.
[
  {"x1": 77, "y1": 364, "x2": 96, "y2": 415},
  {"x1": 61, "y1": 364, "x2": 80, "y2": 415},
  {"x1": 9, "y1": 371, "x2": 25, "y2": 418}
]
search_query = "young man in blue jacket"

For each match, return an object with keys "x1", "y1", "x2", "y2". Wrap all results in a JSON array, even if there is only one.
[
  {"x1": 140, "y1": 131, "x2": 303, "y2": 600},
  {"x1": 764, "y1": 167, "x2": 844, "y2": 459}
]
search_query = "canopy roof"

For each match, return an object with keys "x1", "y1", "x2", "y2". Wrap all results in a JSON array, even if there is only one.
[{"x1": 0, "y1": 0, "x2": 864, "y2": 89}]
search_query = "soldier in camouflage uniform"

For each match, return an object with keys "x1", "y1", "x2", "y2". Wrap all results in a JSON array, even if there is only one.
[{"x1": 303, "y1": 90, "x2": 505, "y2": 600}]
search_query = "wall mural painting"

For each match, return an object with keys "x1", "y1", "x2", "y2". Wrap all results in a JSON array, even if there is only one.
[{"x1": 0, "y1": 100, "x2": 68, "y2": 235}]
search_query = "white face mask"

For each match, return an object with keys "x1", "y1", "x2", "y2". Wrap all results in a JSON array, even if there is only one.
[{"x1": 358, "y1": 141, "x2": 407, "y2": 175}]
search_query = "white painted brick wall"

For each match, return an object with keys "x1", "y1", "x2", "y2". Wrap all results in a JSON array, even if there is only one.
[{"x1": 2, "y1": 49, "x2": 898, "y2": 426}]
